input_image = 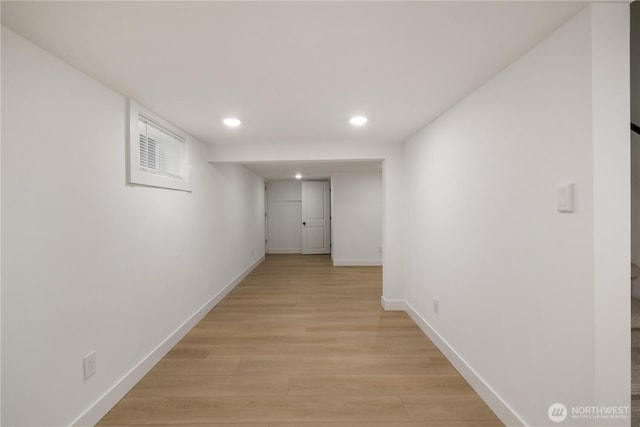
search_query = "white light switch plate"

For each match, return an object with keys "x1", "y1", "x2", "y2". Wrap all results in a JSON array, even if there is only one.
[{"x1": 557, "y1": 184, "x2": 575, "y2": 213}]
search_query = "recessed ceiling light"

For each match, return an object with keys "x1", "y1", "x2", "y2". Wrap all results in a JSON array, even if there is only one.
[
  {"x1": 349, "y1": 116, "x2": 368, "y2": 126},
  {"x1": 295, "y1": 173, "x2": 302, "y2": 180},
  {"x1": 223, "y1": 118, "x2": 242, "y2": 127}
]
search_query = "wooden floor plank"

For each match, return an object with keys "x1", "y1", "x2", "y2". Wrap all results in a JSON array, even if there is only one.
[
  {"x1": 128, "y1": 375, "x2": 290, "y2": 398},
  {"x1": 234, "y1": 356, "x2": 456, "y2": 376},
  {"x1": 146, "y1": 359, "x2": 241, "y2": 376},
  {"x1": 401, "y1": 394, "x2": 502, "y2": 422},
  {"x1": 288, "y1": 374, "x2": 474, "y2": 396},
  {"x1": 98, "y1": 254, "x2": 502, "y2": 426},
  {"x1": 139, "y1": 396, "x2": 409, "y2": 424}
]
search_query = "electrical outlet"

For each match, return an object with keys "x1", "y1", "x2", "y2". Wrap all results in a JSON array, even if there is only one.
[
  {"x1": 83, "y1": 351, "x2": 96, "y2": 380},
  {"x1": 433, "y1": 297, "x2": 439, "y2": 314}
]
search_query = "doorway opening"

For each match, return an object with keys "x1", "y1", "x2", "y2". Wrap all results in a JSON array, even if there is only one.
[{"x1": 257, "y1": 161, "x2": 384, "y2": 268}]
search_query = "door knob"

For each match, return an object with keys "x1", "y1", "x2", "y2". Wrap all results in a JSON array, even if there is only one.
[{"x1": 302, "y1": 222, "x2": 306, "y2": 226}]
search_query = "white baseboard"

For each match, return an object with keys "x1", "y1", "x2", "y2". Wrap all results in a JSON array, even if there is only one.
[
  {"x1": 381, "y1": 296, "x2": 406, "y2": 311},
  {"x1": 267, "y1": 249, "x2": 301, "y2": 254},
  {"x1": 72, "y1": 256, "x2": 265, "y2": 426},
  {"x1": 403, "y1": 301, "x2": 525, "y2": 427},
  {"x1": 333, "y1": 259, "x2": 382, "y2": 267}
]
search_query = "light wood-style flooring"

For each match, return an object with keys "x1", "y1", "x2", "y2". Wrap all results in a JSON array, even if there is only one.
[{"x1": 99, "y1": 254, "x2": 503, "y2": 426}]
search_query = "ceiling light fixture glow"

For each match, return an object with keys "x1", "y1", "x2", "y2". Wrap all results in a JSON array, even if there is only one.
[
  {"x1": 295, "y1": 173, "x2": 302, "y2": 180},
  {"x1": 349, "y1": 116, "x2": 368, "y2": 126},
  {"x1": 223, "y1": 117, "x2": 242, "y2": 127}
]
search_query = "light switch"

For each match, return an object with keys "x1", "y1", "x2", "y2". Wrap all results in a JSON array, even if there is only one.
[{"x1": 557, "y1": 184, "x2": 575, "y2": 213}]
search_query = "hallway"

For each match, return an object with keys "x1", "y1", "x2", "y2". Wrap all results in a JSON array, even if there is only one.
[{"x1": 99, "y1": 255, "x2": 502, "y2": 425}]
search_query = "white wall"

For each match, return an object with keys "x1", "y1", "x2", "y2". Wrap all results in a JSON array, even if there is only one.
[
  {"x1": 632, "y1": 131, "x2": 640, "y2": 297},
  {"x1": 1, "y1": 27, "x2": 265, "y2": 426},
  {"x1": 267, "y1": 180, "x2": 302, "y2": 253},
  {"x1": 631, "y1": 1, "x2": 640, "y2": 295},
  {"x1": 331, "y1": 172, "x2": 382, "y2": 266},
  {"x1": 590, "y1": 3, "x2": 630, "y2": 410},
  {"x1": 403, "y1": 4, "x2": 628, "y2": 426},
  {"x1": 632, "y1": 1, "x2": 639, "y2": 127}
]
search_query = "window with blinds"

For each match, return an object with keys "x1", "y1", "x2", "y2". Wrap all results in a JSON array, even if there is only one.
[
  {"x1": 128, "y1": 100, "x2": 190, "y2": 191},
  {"x1": 138, "y1": 115, "x2": 184, "y2": 179}
]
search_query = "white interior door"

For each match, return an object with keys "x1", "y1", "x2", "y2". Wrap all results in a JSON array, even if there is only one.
[
  {"x1": 266, "y1": 180, "x2": 303, "y2": 253},
  {"x1": 301, "y1": 181, "x2": 331, "y2": 254}
]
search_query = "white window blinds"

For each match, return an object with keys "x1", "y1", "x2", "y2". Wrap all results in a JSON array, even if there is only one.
[
  {"x1": 138, "y1": 115, "x2": 185, "y2": 180},
  {"x1": 128, "y1": 100, "x2": 190, "y2": 192}
]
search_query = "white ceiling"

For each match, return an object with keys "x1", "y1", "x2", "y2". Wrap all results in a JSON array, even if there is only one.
[
  {"x1": 2, "y1": 1, "x2": 587, "y2": 150},
  {"x1": 2, "y1": 1, "x2": 588, "y2": 181}
]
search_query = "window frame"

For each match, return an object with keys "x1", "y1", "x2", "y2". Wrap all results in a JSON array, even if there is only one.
[{"x1": 128, "y1": 100, "x2": 190, "y2": 192}]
